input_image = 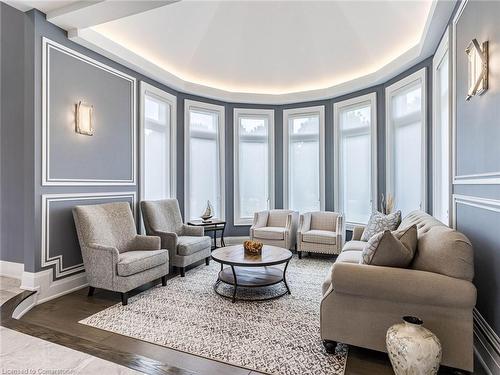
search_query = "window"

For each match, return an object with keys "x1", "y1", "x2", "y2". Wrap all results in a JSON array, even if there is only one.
[
  {"x1": 334, "y1": 93, "x2": 377, "y2": 227},
  {"x1": 234, "y1": 109, "x2": 274, "y2": 225},
  {"x1": 386, "y1": 68, "x2": 427, "y2": 216},
  {"x1": 184, "y1": 100, "x2": 225, "y2": 221},
  {"x1": 433, "y1": 29, "x2": 451, "y2": 225},
  {"x1": 283, "y1": 106, "x2": 325, "y2": 213},
  {"x1": 140, "y1": 82, "x2": 176, "y2": 201}
]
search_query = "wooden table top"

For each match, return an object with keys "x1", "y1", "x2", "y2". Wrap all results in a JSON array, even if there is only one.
[
  {"x1": 187, "y1": 218, "x2": 226, "y2": 226},
  {"x1": 211, "y1": 245, "x2": 292, "y2": 267}
]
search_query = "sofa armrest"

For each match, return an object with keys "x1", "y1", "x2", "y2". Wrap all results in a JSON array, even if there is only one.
[
  {"x1": 351, "y1": 225, "x2": 365, "y2": 241},
  {"x1": 329, "y1": 262, "x2": 476, "y2": 309},
  {"x1": 129, "y1": 235, "x2": 161, "y2": 250},
  {"x1": 181, "y1": 224, "x2": 204, "y2": 236}
]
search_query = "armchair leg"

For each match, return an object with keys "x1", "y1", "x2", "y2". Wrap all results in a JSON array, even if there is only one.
[
  {"x1": 87, "y1": 286, "x2": 95, "y2": 297},
  {"x1": 121, "y1": 292, "x2": 128, "y2": 306},
  {"x1": 205, "y1": 257, "x2": 210, "y2": 266},
  {"x1": 180, "y1": 267, "x2": 186, "y2": 277},
  {"x1": 161, "y1": 275, "x2": 167, "y2": 286},
  {"x1": 298, "y1": 251, "x2": 302, "y2": 259},
  {"x1": 323, "y1": 340, "x2": 337, "y2": 354}
]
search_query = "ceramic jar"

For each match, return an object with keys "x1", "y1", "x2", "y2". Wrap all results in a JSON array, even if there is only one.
[{"x1": 386, "y1": 316, "x2": 442, "y2": 375}]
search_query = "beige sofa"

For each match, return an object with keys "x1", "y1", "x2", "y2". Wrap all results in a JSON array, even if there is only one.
[{"x1": 320, "y1": 211, "x2": 476, "y2": 372}]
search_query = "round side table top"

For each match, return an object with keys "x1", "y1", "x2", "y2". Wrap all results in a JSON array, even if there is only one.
[{"x1": 211, "y1": 245, "x2": 292, "y2": 267}]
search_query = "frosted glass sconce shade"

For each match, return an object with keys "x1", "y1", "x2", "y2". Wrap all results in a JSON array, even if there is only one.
[
  {"x1": 75, "y1": 101, "x2": 94, "y2": 135},
  {"x1": 465, "y1": 39, "x2": 488, "y2": 101}
]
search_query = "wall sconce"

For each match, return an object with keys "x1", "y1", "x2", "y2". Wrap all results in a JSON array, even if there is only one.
[
  {"x1": 465, "y1": 39, "x2": 488, "y2": 101},
  {"x1": 75, "y1": 101, "x2": 94, "y2": 135}
]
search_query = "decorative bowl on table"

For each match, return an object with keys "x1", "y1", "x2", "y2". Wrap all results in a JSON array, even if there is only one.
[{"x1": 244, "y1": 240, "x2": 263, "y2": 256}]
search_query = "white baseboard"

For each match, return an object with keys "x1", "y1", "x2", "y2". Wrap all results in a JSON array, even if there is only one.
[
  {"x1": 0, "y1": 261, "x2": 24, "y2": 279},
  {"x1": 15, "y1": 269, "x2": 88, "y2": 318},
  {"x1": 473, "y1": 308, "x2": 500, "y2": 375}
]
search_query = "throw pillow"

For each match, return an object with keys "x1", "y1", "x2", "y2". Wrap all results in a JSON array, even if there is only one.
[
  {"x1": 360, "y1": 225, "x2": 417, "y2": 267},
  {"x1": 361, "y1": 210, "x2": 402, "y2": 241}
]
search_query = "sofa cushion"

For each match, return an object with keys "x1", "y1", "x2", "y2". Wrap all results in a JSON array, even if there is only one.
[
  {"x1": 177, "y1": 236, "x2": 211, "y2": 256},
  {"x1": 411, "y1": 226, "x2": 474, "y2": 281},
  {"x1": 361, "y1": 210, "x2": 402, "y2": 241},
  {"x1": 360, "y1": 225, "x2": 417, "y2": 267},
  {"x1": 336, "y1": 250, "x2": 362, "y2": 264},
  {"x1": 342, "y1": 240, "x2": 366, "y2": 252},
  {"x1": 117, "y1": 250, "x2": 168, "y2": 276},
  {"x1": 253, "y1": 227, "x2": 285, "y2": 240},
  {"x1": 302, "y1": 230, "x2": 336, "y2": 245}
]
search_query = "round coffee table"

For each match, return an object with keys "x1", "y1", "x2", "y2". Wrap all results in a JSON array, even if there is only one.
[{"x1": 211, "y1": 245, "x2": 292, "y2": 303}]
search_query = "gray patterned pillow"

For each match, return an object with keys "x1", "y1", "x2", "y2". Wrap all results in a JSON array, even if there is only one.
[
  {"x1": 360, "y1": 225, "x2": 417, "y2": 267},
  {"x1": 360, "y1": 210, "x2": 402, "y2": 241}
]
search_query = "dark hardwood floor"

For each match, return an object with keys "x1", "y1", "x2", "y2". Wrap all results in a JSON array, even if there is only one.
[{"x1": 2, "y1": 263, "x2": 488, "y2": 375}]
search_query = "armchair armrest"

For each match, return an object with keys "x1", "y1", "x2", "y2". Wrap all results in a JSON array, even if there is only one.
[
  {"x1": 284, "y1": 211, "x2": 299, "y2": 249},
  {"x1": 351, "y1": 225, "x2": 365, "y2": 241},
  {"x1": 250, "y1": 211, "x2": 269, "y2": 239},
  {"x1": 85, "y1": 243, "x2": 120, "y2": 289},
  {"x1": 329, "y1": 262, "x2": 476, "y2": 308},
  {"x1": 181, "y1": 224, "x2": 204, "y2": 236},
  {"x1": 153, "y1": 230, "x2": 178, "y2": 252},
  {"x1": 298, "y1": 213, "x2": 312, "y2": 234},
  {"x1": 129, "y1": 235, "x2": 161, "y2": 250}
]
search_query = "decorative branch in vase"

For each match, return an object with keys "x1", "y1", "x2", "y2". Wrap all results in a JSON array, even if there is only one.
[{"x1": 380, "y1": 193, "x2": 394, "y2": 214}]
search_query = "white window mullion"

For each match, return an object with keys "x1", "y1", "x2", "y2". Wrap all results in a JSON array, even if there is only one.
[
  {"x1": 283, "y1": 106, "x2": 325, "y2": 213},
  {"x1": 233, "y1": 108, "x2": 275, "y2": 225},
  {"x1": 334, "y1": 93, "x2": 377, "y2": 228},
  {"x1": 184, "y1": 99, "x2": 225, "y2": 221},
  {"x1": 386, "y1": 68, "x2": 427, "y2": 216}
]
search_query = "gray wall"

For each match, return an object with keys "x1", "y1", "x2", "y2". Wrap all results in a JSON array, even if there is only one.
[
  {"x1": 453, "y1": 0, "x2": 500, "y2": 334},
  {"x1": 0, "y1": 3, "x2": 29, "y2": 264},
  {"x1": 1, "y1": 5, "x2": 432, "y2": 279}
]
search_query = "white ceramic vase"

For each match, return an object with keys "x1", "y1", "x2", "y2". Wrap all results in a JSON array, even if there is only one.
[{"x1": 386, "y1": 316, "x2": 442, "y2": 375}]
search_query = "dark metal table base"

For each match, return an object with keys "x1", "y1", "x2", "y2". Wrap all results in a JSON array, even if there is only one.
[{"x1": 213, "y1": 263, "x2": 291, "y2": 303}]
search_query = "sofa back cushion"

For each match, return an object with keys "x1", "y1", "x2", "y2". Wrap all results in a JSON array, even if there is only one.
[
  {"x1": 267, "y1": 210, "x2": 291, "y2": 227},
  {"x1": 73, "y1": 202, "x2": 136, "y2": 253},
  {"x1": 398, "y1": 210, "x2": 446, "y2": 237},
  {"x1": 311, "y1": 211, "x2": 338, "y2": 231},
  {"x1": 411, "y1": 226, "x2": 474, "y2": 281}
]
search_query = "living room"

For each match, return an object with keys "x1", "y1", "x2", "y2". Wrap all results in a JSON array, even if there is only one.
[{"x1": 0, "y1": 0, "x2": 498, "y2": 374}]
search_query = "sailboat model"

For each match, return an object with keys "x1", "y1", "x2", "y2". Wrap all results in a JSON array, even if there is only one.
[{"x1": 201, "y1": 200, "x2": 213, "y2": 222}]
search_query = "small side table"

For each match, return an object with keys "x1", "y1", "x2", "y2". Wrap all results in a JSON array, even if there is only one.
[{"x1": 187, "y1": 219, "x2": 226, "y2": 250}]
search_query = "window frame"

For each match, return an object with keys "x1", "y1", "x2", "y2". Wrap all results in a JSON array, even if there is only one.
[
  {"x1": 282, "y1": 105, "x2": 326, "y2": 212},
  {"x1": 233, "y1": 108, "x2": 275, "y2": 226},
  {"x1": 333, "y1": 93, "x2": 377, "y2": 229},
  {"x1": 184, "y1": 99, "x2": 226, "y2": 221},
  {"x1": 385, "y1": 67, "x2": 427, "y2": 213},
  {"x1": 432, "y1": 27, "x2": 452, "y2": 226},
  {"x1": 139, "y1": 81, "x2": 177, "y2": 202}
]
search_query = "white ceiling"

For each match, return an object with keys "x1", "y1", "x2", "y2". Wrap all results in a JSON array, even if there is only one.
[{"x1": 7, "y1": 0, "x2": 455, "y2": 103}]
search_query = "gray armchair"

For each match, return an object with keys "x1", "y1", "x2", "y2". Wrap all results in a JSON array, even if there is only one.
[
  {"x1": 140, "y1": 199, "x2": 211, "y2": 277},
  {"x1": 297, "y1": 211, "x2": 343, "y2": 258},
  {"x1": 72, "y1": 202, "x2": 168, "y2": 305},
  {"x1": 249, "y1": 209, "x2": 299, "y2": 250}
]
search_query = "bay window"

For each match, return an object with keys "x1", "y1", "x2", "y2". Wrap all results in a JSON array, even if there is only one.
[
  {"x1": 184, "y1": 100, "x2": 225, "y2": 221},
  {"x1": 140, "y1": 82, "x2": 176, "y2": 201},
  {"x1": 283, "y1": 106, "x2": 325, "y2": 213},
  {"x1": 234, "y1": 109, "x2": 274, "y2": 225},
  {"x1": 334, "y1": 93, "x2": 377, "y2": 227},
  {"x1": 386, "y1": 68, "x2": 427, "y2": 216}
]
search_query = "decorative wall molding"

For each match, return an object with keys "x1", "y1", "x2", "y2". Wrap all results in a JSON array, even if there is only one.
[
  {"x1": 41, "y1": 37, "x2": 137, "y2": 186},
  {"x1": 474, "y1": 308, "x2": 500, "y2": 375},
  {"x1": 452, "y1": 194, "x2": 500, "y2": 229},
  {"x1": 41, "y1": 192, "x2": 137, "y2": 278},
  {"x1": 451, "y1": 0, "x2": 500, "y2": 186},
  {"x1": 0, "y1": 261, "x2": 24, "y2": 279}
]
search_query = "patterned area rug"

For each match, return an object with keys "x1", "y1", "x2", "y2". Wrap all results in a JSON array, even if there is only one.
[{"x1": 80, "y1": 256, "x2": 348, "y2": 375}]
